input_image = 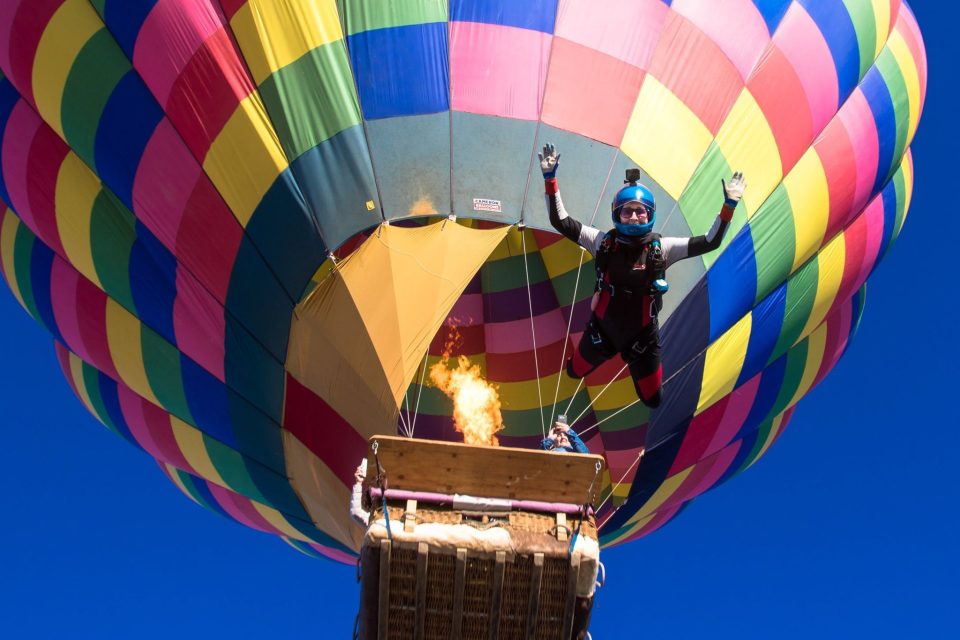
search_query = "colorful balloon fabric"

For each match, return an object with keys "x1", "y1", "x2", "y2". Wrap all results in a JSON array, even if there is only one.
[{"x1": 0, "y1": 0, "x2": 926, "y2": 562}]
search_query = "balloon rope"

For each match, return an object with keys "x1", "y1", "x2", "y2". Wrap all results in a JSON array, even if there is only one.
[
  {"x1": 595, "y1": 449, "x2": 645, "y2": 530},
  {"x1": 372, "y1": 441, "x2": 393, "y2": 542},
  {"x1": 595, "y1": 431, "x2": 682, "y2": 532},
  {"x1": 408, "y1": 348, "x2": 431, "y2": 438},
  {"x1": 402, "y1": 380, "x2": 414, "y2": 437},
  {"x1": 566, "y1": 150, "x2": 627, "y2": 428},
  {"x1": 571, "y1": 461, "x2": 604, "y2": 554},
  {"x1": 549, "y1": 248, "x2": 587, "y2": 425},
  {"x1": 520, "y1": 227, "x2": 547, "y2": 437},
  {"x1": 576, "y1": 397, "x2": 642, "y2": 439},
  {"x1": 396, "y1": 406, "x2": 411, "y2": 439},
  {"x1": 588, "y1": 149, "x2": 621, "y2": 227},
  {"x1": 570, "y1": 362, "x2": 630, "y2": 426},
  {"x1": 551, "y1": 149, "x2": 620, "y2": 427},
  {"x1": 517, "y1": 5, "x2": 562, "y2": 226},
  {"x1": 562, "y1": 376, "x2": 586, "y2": 418}
]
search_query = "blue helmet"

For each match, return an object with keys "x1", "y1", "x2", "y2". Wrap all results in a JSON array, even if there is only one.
[{"x1": 611, "y1": 183, "x2": 656, "y2": 236}]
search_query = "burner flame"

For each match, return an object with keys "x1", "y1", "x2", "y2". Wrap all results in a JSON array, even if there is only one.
[{"x1": 428, "y1": 327, "x2": 503, "y2": 446}]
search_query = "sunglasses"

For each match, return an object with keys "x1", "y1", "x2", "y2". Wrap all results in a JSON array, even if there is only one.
[{"x1": 619, "y1": 204, "x2": 652, "y2": 220}]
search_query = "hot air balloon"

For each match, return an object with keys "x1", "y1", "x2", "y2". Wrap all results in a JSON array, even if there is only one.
[{"x1": 0, "y1": 0, "x2": 927, "y2": 569}]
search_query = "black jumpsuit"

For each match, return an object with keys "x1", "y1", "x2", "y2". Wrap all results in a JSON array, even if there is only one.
[{"x1": 544, "y1": 176, "x2": 735, "y2": 407}]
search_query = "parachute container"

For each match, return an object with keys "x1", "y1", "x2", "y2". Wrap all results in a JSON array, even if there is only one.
[{"x1": 356, "y1": 436, "x2": 605, "y2": 639}]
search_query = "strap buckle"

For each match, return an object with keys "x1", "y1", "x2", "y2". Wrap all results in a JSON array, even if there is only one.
[{"x1": 600, "y1": 282, "x2": 634, "y2": 298}]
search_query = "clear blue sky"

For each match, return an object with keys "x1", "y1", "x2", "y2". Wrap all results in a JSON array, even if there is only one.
[{"x1": 1, "y1": 4, "x2": 956, "y2": 637}]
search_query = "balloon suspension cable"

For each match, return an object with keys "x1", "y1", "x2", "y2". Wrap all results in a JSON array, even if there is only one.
[
  {"x1": 595, "y1": 448, "x2": 645, "y2": 529},
  {"x1": 570, "y1": 361, "x2": 631, "y2": 426},
  {"x1": 595, "y1": 431, "x2": 681, "y2": 531},
  {"x1": 520, "y1": 227, "x2": 547, "y2": 437},
  {"x1": 324, "y1": 251, "x2": 345, "y2": 279},
  {"x1": 577, "y1": 397, "x2": 642, "y2": 439},
  {"x1": 372, "y1": 441, "x2": 393, "y2": 542},
  {"x1": 518, "y1": 0, "x2": 562, "y2": 224},
  {"x1": 295, "y1": 251, "x2": 345, "y2": 322},
  {"x1": 570, "y1": 460, "x2": 603, "y2": 554},
  {"x1": 551, "y1": 148, "x2": 619, "y2": 427},
  {"x1": 402, "y1": 395, "x2": 412, "y2": 437},
  {"x1": 402, "y1": 377, "x2": 414, "y2": 438},
  {"x1": 396, "y1": 406, "x2": 412, "y2": 438},
  {"x1": 562, "y1": 375, "x2": 586, "y2": 418},
  {"x1": 550, "y1": 247, "x2": 588, "y2": 426},
  {"x1": 589, "y1": 148, "x2": 621, "y2": 226},
  {"x1": 408, "y1": 347, "x2": 431, "y2": 438}
]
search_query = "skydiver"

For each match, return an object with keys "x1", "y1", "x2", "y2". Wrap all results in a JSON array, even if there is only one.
[
  {"x1": 541, "y1": 414, "x2": 590, "y2": 453},
  {"x1": 539, "y1": 143, "x2": 746, "y2": 408}
]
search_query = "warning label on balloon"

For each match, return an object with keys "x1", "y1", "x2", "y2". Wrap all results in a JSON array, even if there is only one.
[{"x1": 473, "y1": 198, "x2": 502, "y2": 213}]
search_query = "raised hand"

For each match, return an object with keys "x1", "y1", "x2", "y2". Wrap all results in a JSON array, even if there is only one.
[
  {"x1": 538, "y1": 142, "x2": 561, "y2": 179},
  {"x1": 722, "y1": 171, "x2": 746, "y2": 206}
]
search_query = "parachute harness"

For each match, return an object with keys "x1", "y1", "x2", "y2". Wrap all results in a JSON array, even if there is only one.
[{"x1": 371, "y1": 441, "x2": 393, "y2": 542}]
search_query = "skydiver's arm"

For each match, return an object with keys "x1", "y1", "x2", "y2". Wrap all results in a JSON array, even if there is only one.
[
  {"x1": 539, "y1": 142, "x2": 604, "y2": 256},
  {"x1": 661, "y1": 204, "x2": 735, "y2": 267},
  {"x1": 662, "y1": 172, "x2": 745, "y2": 267},
  {"x1": 545, "y1": 178, "x2": 605, "y2": 256},
  {"x1": 545, "y1": 178, "x2": 581, "y2": 243}
]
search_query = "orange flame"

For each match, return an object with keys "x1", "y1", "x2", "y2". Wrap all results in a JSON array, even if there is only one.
[{"x1": 429, "y1": 327, "x2": 503, "y2": 446}]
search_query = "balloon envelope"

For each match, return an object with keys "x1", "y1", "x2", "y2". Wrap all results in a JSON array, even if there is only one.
[{"x1": 0, "y1": 0, "x2": 926, "y2": 561}]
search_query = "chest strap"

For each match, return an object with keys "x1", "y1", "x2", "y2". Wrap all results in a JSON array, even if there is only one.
[{"x1": 596, "y1": 280, "x2": 636, "y2": 298}]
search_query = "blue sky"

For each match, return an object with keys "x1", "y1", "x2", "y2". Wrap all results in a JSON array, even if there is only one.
[{"x1": 1, "y1": 3, "x2": 956, "y2": 637}]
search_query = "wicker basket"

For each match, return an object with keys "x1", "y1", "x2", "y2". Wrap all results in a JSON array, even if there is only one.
[{"x1": 357, "y1": 499, "x2": 598, "y2": 639}]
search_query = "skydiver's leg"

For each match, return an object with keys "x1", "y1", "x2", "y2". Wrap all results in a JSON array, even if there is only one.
[
  {"x1": 567, "y1": 318, "x2": 617, "y2": 379},
  {"x1": 624, "y1": 333, "x2": 663, "y2": 408}
]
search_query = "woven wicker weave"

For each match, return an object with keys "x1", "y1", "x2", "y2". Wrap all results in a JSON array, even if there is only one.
[{"x1": 358, "y1": 499, "x2": 597, "y2": 639}]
